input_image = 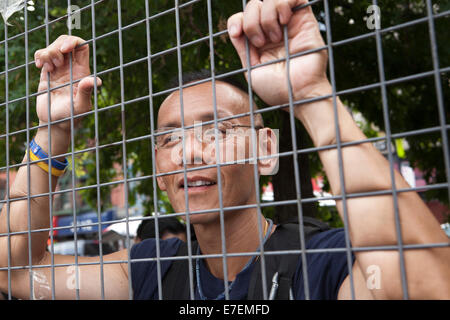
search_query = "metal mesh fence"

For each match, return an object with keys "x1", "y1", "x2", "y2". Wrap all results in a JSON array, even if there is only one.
[{"x1": 0, "y1": 0, "x2": 449, "y2": 301}]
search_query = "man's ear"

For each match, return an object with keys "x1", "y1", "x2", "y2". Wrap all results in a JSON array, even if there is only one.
[
  {"x1": 155, "y1": 148, "x2": 167, "y2": 191},
  {"x1": 257, "y1": 128, "x2": 279, "y2": 176}
]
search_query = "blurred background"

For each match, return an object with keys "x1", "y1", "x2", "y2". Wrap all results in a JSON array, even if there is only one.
[{"x1": 0, "y1": 0, "x2": 449, "y2": 256}]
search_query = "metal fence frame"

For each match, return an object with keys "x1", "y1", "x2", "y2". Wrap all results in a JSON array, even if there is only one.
[{"x1": 0, "y1": 0, "x2": 449, "y2": 300}]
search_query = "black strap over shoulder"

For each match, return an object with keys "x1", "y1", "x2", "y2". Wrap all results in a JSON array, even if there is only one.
[
  {"x1": 247, "y1": 217, "x2": 330, "y2": 300},
  {"x1": 162, "y1": 217, "x2": 329, "y2": 300},
  {"x1": 161, "y1": 241, "x2": 198, "y2": 300}
]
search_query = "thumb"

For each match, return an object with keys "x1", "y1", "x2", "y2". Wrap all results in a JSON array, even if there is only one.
[
  {"x1": 74, "y1": 76, "x2": 102, "y2": 113},
  {"x1": 228, "y1": 12, "x2": 259, "y2": 69}
]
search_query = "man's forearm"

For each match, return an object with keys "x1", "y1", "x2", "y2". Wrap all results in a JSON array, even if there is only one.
[
  {"x1": 297, "y1": 89, "x2": 447, "y2": 244},
  {"x1": 295, "y1": 85, "x2": 450, "y2": 298},
  {"x1": 0, "y1": 127, "x2": 69, "y2": 267}
]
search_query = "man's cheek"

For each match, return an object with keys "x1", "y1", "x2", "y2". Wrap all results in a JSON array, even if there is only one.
[
  {"x1": 222, "y1": 136, "x2": 255, "y2": 165},
  {"x1": 159, "y1": 175, "x2": 178, "y2": 202},
  {"x1": 169, "y1": 191, "x2": 186, "y2": 214},
  {"x1": 202, "y1": 142, "x2": 216, "y2": 165},
  {"x1": 170, "y1": 143, "x2": 183, "y2": 165}
]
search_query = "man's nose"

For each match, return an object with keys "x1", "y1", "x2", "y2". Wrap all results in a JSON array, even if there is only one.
[{"x1": 182, "y1": 130, "x2": 204, "y2": 165}]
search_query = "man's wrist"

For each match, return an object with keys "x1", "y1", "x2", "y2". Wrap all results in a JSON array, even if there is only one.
[
  {"x1": 294, "y1": 81, "x2": 333, "y2": 108},
  {"x1": 293, "y1": 80, "x2": 333, "y2": 125},
  {"x1": 34, "y1": 126, "x2": 70, "y2": 160},
  {"x1": 293, "y1": 81, "x2": 365, "y2": 147}
]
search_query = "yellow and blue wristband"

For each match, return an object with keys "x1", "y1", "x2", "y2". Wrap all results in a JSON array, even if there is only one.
[{"x1": 29, "y1": 139, "x2": 68, "y2": 177}]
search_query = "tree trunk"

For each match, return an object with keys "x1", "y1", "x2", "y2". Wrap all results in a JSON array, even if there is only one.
[{"x1": 271, "y1": 112, "x2": 317, "y2": 224}]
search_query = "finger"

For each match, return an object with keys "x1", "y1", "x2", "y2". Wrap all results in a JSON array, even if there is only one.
[
  {"x1": 60, "y1": 36, "x2": 90, "y2": 69},
  {"x1": 34, "y1": 49, "x2": 43, "y2": 68},
  {"x1": 228, "y1": 12, "x2": 260, "y2": 68},
  {"x1": 35, "y1": 50, "x2": 56, "y2": 72},
  {"x1": 34, "y1": 36, "x2": 69, "y2": 70},
  {"x1": 243, "y1": 0, "x2": 266, "y2": 47},
  {"x1": 261, "y1": 0, "x2": 282, "y2": 43},
  {"x1": 74, "y1": 76, "x2": 102, "y2": 114},
  {"x1": 228, "y1": 12, "x2": 246, "y2": 67},
  {"x1": 47, "y1": 47, "x2": 65, "y2": 68},
  {"x1": 228, "y1": 12, "x2": 244, "y2": 39},
  {"x1": 59, "y1": 36, "x2": 89, "y2": 55},
  {"x1": 43, "y1": 62, "x2": 54, "y2": 74},
  {"x1": 276, "y1": 0, "x2": 294, "y2": 25},
  {"x1": 37, "y1": 69, "x2": 49, "y2": 92}
]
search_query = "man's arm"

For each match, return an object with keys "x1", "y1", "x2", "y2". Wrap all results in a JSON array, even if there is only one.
[
  {"x1": 0, "y1": 36, "x2": 129, "y2": 299},
  {"x1": 228, "y1": 0, "x2": 450, "y2": 299},
  {"x1": 296, "y1": 84, "x2": 450, "y2": 299}
]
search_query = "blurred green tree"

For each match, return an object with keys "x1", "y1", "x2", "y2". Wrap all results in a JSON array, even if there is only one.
[{"x1": 0, "y1": 0, "x2": 448, "y2": 225}]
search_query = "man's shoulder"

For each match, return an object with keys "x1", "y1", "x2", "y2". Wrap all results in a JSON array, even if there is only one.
[
  {"x1": 130, "y1": 237, "x2": 183, "y2": 259},
  {"x1": 306, "y1": 227, "x2": 348, "y2": 249},
  {"x1": 292, "y1": 227, "x2": 354, "y2": 300},
  {"x1": 130, "y1": 238, "x2": 184, "y2": 300},
  {"x1": 272, "y1": 219, "x2": 344, "y2": 250}
]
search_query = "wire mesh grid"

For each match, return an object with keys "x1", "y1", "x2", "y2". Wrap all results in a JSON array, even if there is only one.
[{"x1": 0, "y1": 0, "x2": 448, "y2": 301}]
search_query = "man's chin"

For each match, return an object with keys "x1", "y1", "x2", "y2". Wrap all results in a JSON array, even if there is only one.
[{"x1": 177, "y1": 207, "x2": 221, "y2": 225}]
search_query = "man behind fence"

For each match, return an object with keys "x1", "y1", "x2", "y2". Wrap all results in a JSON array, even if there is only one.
[{"x1": 1, "y1": 0, "x2": 449, "y2": 300}]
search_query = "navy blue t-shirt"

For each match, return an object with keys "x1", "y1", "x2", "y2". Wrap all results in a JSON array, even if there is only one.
[{"x1": 130, "y1": 228, "x2": 354, "y2": 300}]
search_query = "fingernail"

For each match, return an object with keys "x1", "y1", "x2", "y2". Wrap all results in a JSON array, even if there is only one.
[
  {"x1": 228, "y1": 24, "x2": 238, "y2": 37},
  {"x1": 35, "y1": 58, "x2": 41, "y2": 67},
  {"x1": 60, "y1": 40, "x2": 70, "y2": 51}
]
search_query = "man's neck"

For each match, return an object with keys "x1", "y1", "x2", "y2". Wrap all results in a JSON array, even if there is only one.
[{"x1": 193, "y1": 210, "x2": 274, "y2": 282}]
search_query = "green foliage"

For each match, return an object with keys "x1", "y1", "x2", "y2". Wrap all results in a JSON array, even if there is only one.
[
  {"x1": 317, "y1": 205, "x2": 344, "y2": 229},
  {"x1": 0, "y1": 0, "x2": 448, "y2": 221}
]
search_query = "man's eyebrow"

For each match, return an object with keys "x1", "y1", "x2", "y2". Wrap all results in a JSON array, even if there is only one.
[
  {"x1": 158, "y1": 109, "x2": 234, "y2": 129},
  {"x1": 198, "y1": 110, "x2": 234, "y2": 122},
  {"x1": 158, "y1": 121, "x2": 180, "y2": 129}
]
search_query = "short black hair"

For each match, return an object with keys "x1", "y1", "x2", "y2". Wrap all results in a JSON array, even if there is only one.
[
  {"x1": 169, "y1": 69, "x2": 250, "y2": 96},
  {"x1": 136, "y1": 217, "x2": 186, "y2": 241}
]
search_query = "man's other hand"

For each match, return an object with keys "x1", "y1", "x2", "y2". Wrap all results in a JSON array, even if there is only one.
[
  {"x1": 227, "y1": 0, "x2": 329, "y2": 106},
  {"x1": 34, "y1": 35, "x2": 101, "y2": 133}
]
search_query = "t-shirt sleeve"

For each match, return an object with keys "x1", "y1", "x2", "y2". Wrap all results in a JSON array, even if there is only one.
[
  {"x1": 293, "y1": 228, "x2": 355, "y2": 300},
  {"x1": 130, "y1": 237, "x2": 182, "y2": 300}
]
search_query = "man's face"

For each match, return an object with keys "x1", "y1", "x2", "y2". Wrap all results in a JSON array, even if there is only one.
[{"x1": 156, "y1": 81, "x2": 261, "y2": 224}]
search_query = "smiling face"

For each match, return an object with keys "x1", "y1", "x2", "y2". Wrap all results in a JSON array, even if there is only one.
[{"x1": 156, "y1": 81, "x2": 265, "y2": 225}]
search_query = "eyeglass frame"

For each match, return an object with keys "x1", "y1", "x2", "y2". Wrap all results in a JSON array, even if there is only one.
[{"x1": 154, "y1": 121, "x2": 264, "y2": 149}]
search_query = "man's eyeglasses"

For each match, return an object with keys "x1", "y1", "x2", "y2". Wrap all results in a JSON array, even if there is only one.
[{"x1": 155, "y1": 121, "x2": 262, "y2": 149}]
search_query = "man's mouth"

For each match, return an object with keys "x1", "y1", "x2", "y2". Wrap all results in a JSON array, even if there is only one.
[
  {"x1": 179, "y1": 177, "x2": 217, "y2": 192},
  {"x1": 186, "y1": 180, "x2": 216, "y2": 187}
]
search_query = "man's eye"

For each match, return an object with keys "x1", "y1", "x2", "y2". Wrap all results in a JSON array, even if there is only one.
[
  {"x1": 163, "y1": 133, "x2": 182, "y2": 145},
  {"x1": 218, "y1": 125, "x2": 228, "y2": 134},
  {"x1": 204, "y1": 128, "x2": 225, "y2": 141}
]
